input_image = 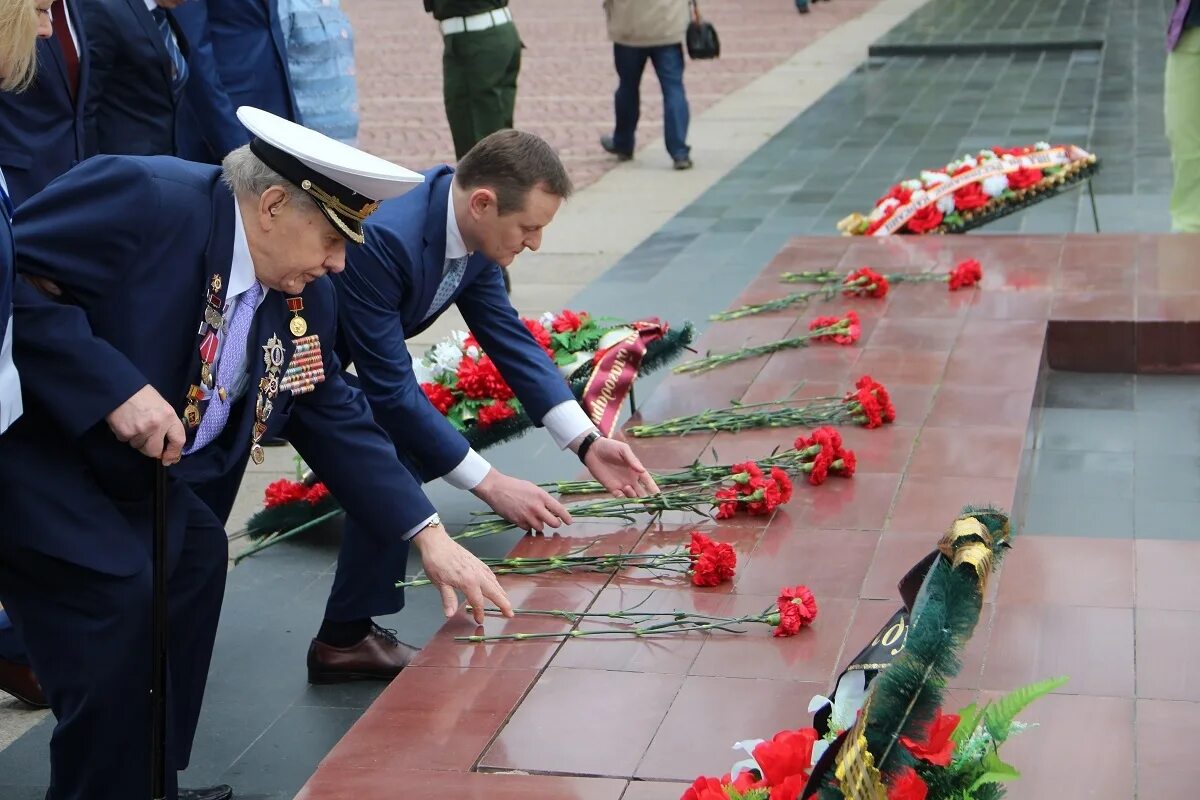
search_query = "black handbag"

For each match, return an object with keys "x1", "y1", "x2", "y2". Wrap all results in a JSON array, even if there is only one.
[{"x1": 686, "y1": 0, "x2": 720, "y2": 60}]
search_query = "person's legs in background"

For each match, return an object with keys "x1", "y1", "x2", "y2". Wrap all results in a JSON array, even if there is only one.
[
  {"x1": 1167, "y1": 29, "x2": 1200, "y2": 232},
  {"x1": 650, "y1": 43, "x2": 692, "y2": 169},
  {"x1": 441, "y1": 22, "x2": 522, "y2": 161},
  {"x1": 602, "y1": 43, "x2": 650, "y2": 159},
  {"x1": 795, "y1": 0, "x2": 810, "y2": 13}
]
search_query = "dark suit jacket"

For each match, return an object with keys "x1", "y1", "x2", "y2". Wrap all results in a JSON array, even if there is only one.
[
  {"x1": 333, "y1": 166, "x2": 575, "y2": 481},
  {"x1": 173, "y1": 0, "x2": 297, "y2": 163},
  {"x1": 0, "y1": 0, "x2": 89, "y2": 205},
  {"x1": 2, "y1": 156, "x2": 436, "y2": 576},
  {"x1": 81, "y1": 0, "x2": 190, "y2": 156}
]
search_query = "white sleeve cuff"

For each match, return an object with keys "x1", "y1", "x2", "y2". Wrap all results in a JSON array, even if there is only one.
[
  {"x1": 542, "y1": 400, "x2": 596, "y2": 450},
  {"x1": 402, "y1": 514, "x2": 438, "y2": 541},
  {"x1": 441, "y1": 448, "x2": 492, "y2": 490}
]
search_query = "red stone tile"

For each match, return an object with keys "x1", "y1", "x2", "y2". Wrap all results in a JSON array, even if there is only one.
[
  {"x1": 862, "y1": 532, "x2": 937, "y2": 601},
  {"x1": 985, "y1": 693, "x2": 1134, "y2": 800},
  {"x1": 996, "y1": 537, "x2": 1133, "y2": 608},
  {"x1": 881, "y1": 284, "x2": 974, "y2": 318},
  {"x1": 1051, "y1": 290, "x2": 1135, "y2": 321},
  {"x1": 907, "y1": 426, "x2": 1025, "y2": 478},
  {"x1": 886, "y1": 475, "x2": 1018, "y2": 534},
  {"x1": 480, "y1": 667, "x2": 685, "y2": 776},
  {"x1": 851, "y1": 348, "x2": 949, "y2": 385},
  {"x1": 867, "y1": 317, "x2": 964, "y2": 351},
  {"x1": 635, "y1": 675, "x2": 828, "y2": 780},
  {"x1": 753, "y1": 344, "x2": 863, "y2": 384},
  {"x1": 786, "y1": 471, "x2": 902, "y2": 530},
  {"x1": 1046, "y1": 320, "x2": 1136, "y2": 372},
  {"x1": 623, "y1": 435, "x2": 715, "y2": 471},
  {"x1": 926, "y1": 385, "x2": 1035, "y2": 429},
  {"x1": 1136, "y1": 699, "x2": 1200, "y2": 800},
  {"x1": 957, "y1": 318, "x2": 1048, "y2": 347},
  {"x1": 1062, "y1": 236, "x2": 1137, "y2": 270},
  {"x1": 1136, "y1": 609, "x2": 1200, "y2": 702},
  {"x1": 878, "y1": 383, "x2": 937, "y2": 425},
  {"x1": 1136, "y1": 540, "x2": 1200, "y2": 611},
  {"x1": 1055, "y1": 265, "x2": 1136, "y2": 292},
  {"x1": 631, "y1": 378, "x2": 755, "y2": 424},
  {"x1": 982, "y1": 605, "x2": 1134, "y2": 697},
  {"x1": 296, "y1": 768, "x2": 628, "y2": 800},
  {"x1": 1136, "y1": 292, "x2": 1200, "y2": 322},
  {"x1": 835, "y1": 425, "x2": 921, "y2": 473},
  {"x1": 691, "y1": 317, "x2": 799, "y2": 354},
  {"x1": 706, "y1": 428, "x2": 814, "y2": 464},
  {"x1": 736, "y1": 525, "x2": 878, "y2": 601},
  {"x1": 551, "y1": 587, "x2": 734, "y2": 674},
  {"x1": 689, "y1": 594, "x2": 856, "y2": 682},
  {"x1": 739, "y1": 379, "x2": 841, "y2": 405},
  {"x1": 320, "y1": 666, "x2": 538, "y2": 772},
  {"x1": 412, "y1": 583, "x2": 598, "y2": 670},
  {"x1": 964, "y1": 289, "x2": 1054, "y2": 320},
  {"x1": 622, "y1": 781, "x2": 692, "y2": 800},
  {"x1": 944, "y1": 342, "x2": 1043, "y2": 388},
  {"x1": 1136, "y1": 321, "x2": 1200, "y2": 372}
]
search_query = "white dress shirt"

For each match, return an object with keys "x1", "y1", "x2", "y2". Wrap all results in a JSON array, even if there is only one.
[
  {"x1": 438, "y1": 184, "x2": 594, "y2": 492},
  {"x1": 0, "y1": 169, "x2": 21, "y2": 434},
  {"x1": 222, "y1": 204, "x2": 267, "y2": 400}
]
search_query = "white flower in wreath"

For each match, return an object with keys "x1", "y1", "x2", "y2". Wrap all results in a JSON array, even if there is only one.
[
  {"x1": 909, "y1": 188, "x2": 930, "y2": 207},
  {"x1": 412, "y1": 358, "x2": 436, "y2": 385},
  {"x1": 936, "y1": 193, "x2": 957, "y2": 215},
  {"x1": 539, "y1": 311, "x2": 556, "y2": 330},
  {"x1": 428, "y1": 340, "x2": 464, "y2": 376},
  {"x1": 1035, "y1": 141, "x2": 1051, "y2": 151},
  {"x1": 959, "y1": 155, "x2": 978, "y2": 170},
  {"x1": 901, "y1": 178, "x2": 922, "y2": 191},
  {"x1": 465, "y1": 345, "x2": 481, "y2": 360},
  {"x1": 449, "y1": 330, "x2": 469, "y2": 348},
  {"x1": 982, "y1": 173, "x2": 1009, "y2": 198},
  {"x1": 978, "y1": 149, "x2": 998, "y2": 161},
  {"x1": 728, "y1": 739, "x2": 765, "y2": 782},
  {"x1": 870, "y1": 197, "x2": 900, "y2": 221},
  {"x1": 921, "y1": 170, "x2": 951, "y2": 188}
]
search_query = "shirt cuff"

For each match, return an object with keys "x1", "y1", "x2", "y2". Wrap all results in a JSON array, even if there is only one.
[
  {"x1": 542, "y1": 400, "x2": 596, "y2": 450},
  {"x1": 441, "y1": 448, "x2": 492, "y2": 490},
  {"x1": 401, "y1": 513, "x2": 439, "y2": 541}
]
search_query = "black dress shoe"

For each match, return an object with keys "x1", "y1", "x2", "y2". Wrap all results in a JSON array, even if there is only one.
[
  {"x1": 673, "y1": 158, "x2": 694, "y2": 171},
  {"x1": 179, "y1": 786, "x2": 233, "y2": 800},
  {"x1": 600, "y1": 135, "x2": 633, "y2": 161},
  {"x1": 307, "y1": 623, "x2": 420, "y2": 684},
  {"x1": 0, "y1": 656, "x2": 48, "y2": 708}
]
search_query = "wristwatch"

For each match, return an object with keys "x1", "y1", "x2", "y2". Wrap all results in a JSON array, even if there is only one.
[
  {"x1": 576, "y1": 430, "x2": 601, "y2": 464},
  {"x1": 418, "y1": 514, "x2": 442, "y2": 534}
]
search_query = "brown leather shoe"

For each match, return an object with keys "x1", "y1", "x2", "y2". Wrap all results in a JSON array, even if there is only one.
[
  {"x1": 306, "y1": 624, "x2": 420, "y2": 684},
  {"x1": 0, "y1": 656, "x2": 48, "y2": 708}
]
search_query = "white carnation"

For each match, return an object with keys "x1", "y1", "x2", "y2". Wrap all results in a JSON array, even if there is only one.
[
  {"x1": 901, "y1": 179, "x2": 922, "y2": 191},
  {"x1": 982, "y1": 174, "x2": 1009, "y2": 197},
  {"x1": 449, "y1": 330, "x2": 469, "y2": 348},
  {"x1": 921, "y1": 171, "x2": 951, "y2": 187},
  {"x1": 539, "y1": 311, "x2": 556, "y2": 330},
  {"x1": 959, "y1": 155, "x2": 978, "y2": 169},
  {"x1": 978, "y1": 149, "x2": 998, "y2": 161},
  {"x1": 428, "y1": 341, "x2": 463, "y2": 375},
  {"x1": 1035, "y1": 141, "x2": 1050, "y2": 151},
  {"x1": 465, "y1": 345, "x2": 481, "y2": 360},
  {"x1": 936, "y1": 194, "x2": 957, "y2": 215},
  {"x1": 412, "y1": 359, "x2": 436, "y2": 384},
  {"x1": 871, "y1": 197, "x2": 900, "y2": 221}
]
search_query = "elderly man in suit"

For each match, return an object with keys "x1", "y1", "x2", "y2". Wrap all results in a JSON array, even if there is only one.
[
  {"x1": 1, "y1": 108, "x2": 510, "y2": 800},
  {"x1": 0, "y1": 0, "x2": 88, "y2": 205},
  {"x1": 81, "y1": 0, "x2": 191, "y2": 156},
  {"x1": 310, "y1": 129, "x2": 659, "y2": 682},
  {"x1": 173, "y1": 0, "x2": 296, "y2": 162}
]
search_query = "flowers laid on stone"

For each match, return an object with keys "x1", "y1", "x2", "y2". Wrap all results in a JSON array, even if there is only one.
[
  {"x1": 629, "y1": 375, "x2": 896, "y2": 437},
  {"x1": 674, "y1": 311, "x2": 861, "y2": 375},
  {"x1": 454, "y1": 582, "x2": 819, "y2": 644},
  {"x1": 836, "y1": 143, "x2": 1099, "y2": 236}
]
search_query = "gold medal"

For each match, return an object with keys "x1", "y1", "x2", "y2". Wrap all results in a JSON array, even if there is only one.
[
  {"x1": 210, "y1": 274, "x2": 222, "y2": 293},
  {"x1": 289, "y1": 315, "x2": 308, "y2": 337},
  {"x1": 250, "y1": 444, "x2": 265, "y2": 465},
  {"x1": 184, "y1": 403, "x2": 201, "y2": 428},
  {"x1": 205, "y1": 306, "x2": 223, "y2": 330},
  {"x1": 200, "y1": 363, "x2": 213, "y2": 388}
]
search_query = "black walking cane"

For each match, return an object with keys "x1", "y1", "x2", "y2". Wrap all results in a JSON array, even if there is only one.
[{"x1": 151, "y1": 461, "x2": 169, "y2": 800}]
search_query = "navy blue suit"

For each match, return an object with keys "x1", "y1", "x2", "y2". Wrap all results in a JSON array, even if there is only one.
[
  {"x1": 173, "y1": 0, "x2": 297, "y2": 163},
  {"x1": 328, "y1": 165, "x2": 574, "y2": 621},
  {"x1": 81, "y1": 0, "x2": 190, "y2": 156},
  {"x1": 0, "y1": 1, "x2": 88, "y2": 205},
  {"x1": 0, "y1": 156, "x2": 435, "y2": 799}
]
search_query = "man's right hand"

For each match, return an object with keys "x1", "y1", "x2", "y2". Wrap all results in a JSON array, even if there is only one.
[
  {"x1": 105, "y1": 384, "x2": 186, "y2": 465},
  {"x1": 472, "y1": 469, "x2": 573, "y2": 533},
  {"x1": 412, "y1": 523, "x2": 514, "y2": 624}
]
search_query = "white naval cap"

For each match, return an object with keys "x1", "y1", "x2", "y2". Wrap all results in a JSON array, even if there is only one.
[{"x1": 236, "y1": 106, "x2": 424, "y2": 244}]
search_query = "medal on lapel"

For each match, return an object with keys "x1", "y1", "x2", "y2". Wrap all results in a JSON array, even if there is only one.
[
  {"x1": 279, "y1": 334, "x2": 325, "y2": 396},
  {"x1": 286, "y1": 296, "x2": 308, "y2": 337},
  {"x1": 179, "y1": 274, "x2": 230, "y2": 432},
  {"x1": 251, "y1": 334, "x2": 285, "y2": 465},
  {"x1": 183, "y1": 385, "x2": 204, "y2": 428}
]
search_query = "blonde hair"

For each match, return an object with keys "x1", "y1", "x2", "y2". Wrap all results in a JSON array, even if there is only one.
[{"x1": 0, "y1": 0, "x2": 40, "y2": 93}]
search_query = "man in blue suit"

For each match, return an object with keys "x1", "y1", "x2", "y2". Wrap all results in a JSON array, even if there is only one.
[
  {"x1": 0, "y1": 0, "x2": 88, "y2": 205},
  {"x1": 1, "y1": 108, "x2": 510, "y2": 800},
  {"x1": 313, "y1": 129, "x2": 658, "y2": 681},
  {"x1": 81, "y1": 0, "x2": 191, "y2": 156},
  {"x1": 173, "y1": 0, "x2": 297, "y2": 163}
]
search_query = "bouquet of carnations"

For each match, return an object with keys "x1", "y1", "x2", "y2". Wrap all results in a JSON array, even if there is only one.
[{"x1": 837, "y1": 143, "x2": 1099, "y2": 237}]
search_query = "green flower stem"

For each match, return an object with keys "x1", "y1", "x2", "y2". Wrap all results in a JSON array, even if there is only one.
[
  {"x1": 672, "y1": 320, "x2": 853, "y2": 376},
  {"x1": 399, "y1": 548, "x2": 703, "y2": 586},
  {"x1": 628, "y1": 396, "x2": 866, "y2": 438},
  {"x1": 232, "y1": 508, "x2": 344, "y2": 564},
  {"x1": 455, "y1": 609, "x2": 782, "y2": 642},
  {"x1": 779, "y1": 270, "x2": 842, "y2": 284},
  {"x1": 710, "y1": 289, "x2": 825, "y2": 322}
]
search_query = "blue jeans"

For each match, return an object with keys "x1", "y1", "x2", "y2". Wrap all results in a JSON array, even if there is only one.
[{"x1": 612, "y1": 43, "x2": 691, "y2": 161}]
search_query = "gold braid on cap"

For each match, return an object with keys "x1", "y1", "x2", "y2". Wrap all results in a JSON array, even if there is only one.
[{"x1": 300, "y1": 179, "x2": 380, "y2": 223}]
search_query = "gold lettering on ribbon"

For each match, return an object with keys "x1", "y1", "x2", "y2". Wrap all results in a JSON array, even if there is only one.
[{"x1": 581, "y1": 321, "x2": 666, "y2": 436}]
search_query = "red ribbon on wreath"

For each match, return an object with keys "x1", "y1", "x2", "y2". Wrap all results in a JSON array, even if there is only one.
[{"x1": 581, "y1": 319, "x2": 667, "y2": 436}]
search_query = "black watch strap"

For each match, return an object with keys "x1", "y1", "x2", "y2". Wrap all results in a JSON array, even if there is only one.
[{"x1": 576, "y1": 431, "x2": 601, "y2": 464}]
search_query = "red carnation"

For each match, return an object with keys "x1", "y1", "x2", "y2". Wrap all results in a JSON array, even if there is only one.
[
  {"x1": 690, "y1": 540, "x2": 736, "y2": 586},
  {"x1": 876, "y1": 184, "x2": 913, "y2": 207},
  {"x1": 947, "y1": 258, "x2": 983, "y2": 291},
  {"x1": 888, "y1": 767, "x2": 929, "y2": 800},
  {"x1": 476, "y1": 400, "x2": 517, "y2": 428},
  {"x1": 770, "y1": 467, "x2": 794, "y2": 504},
  {"x1": 456, "y1": 355, "x2": 514, "y2": 402},
  {"x1": 905, "y1": 202, "x2": 944, "y2": 234},
  {"x1": 680, "y1": 776, "x2": 729, "y2": 800},
  {"x1": 714, "y1": 486, "x2": 739, "y2": 519},
  {"x1": 855, "y1": 375, "x2": 896, "y2": 423},
  {"x1": 304, "y1": 482, "x2": 331, "y2": 505},
  {"x1": 833, "y1": 449, "x2": 857, "y2": 478},
  {"x1": 421, "y1": 381, "x2": 456, "y2": 415},
  {"x1": 843, "y1": 267, "x2": 889, "y2": 298},
  {"x1": 899, "y1": 708, "x2": 960, "y2": 767},
  {"x1": 953, "y1": 181, "x2": 990, "y2": 211},
  {"x1": 779, "y1": 584, "x2": 818, "y2": 625},
  {"x1": 808, "y1": 311, "x2": 861, "y2": 345},
  {"x1": 263, "y1": 479, "x2": 307, "y2": 508},
  {"x1": 522, "y1": 317, "x2": 555, "y2": 356},
  {"x1": 752, "y1": 727, "x2": 818, "y2": 786},
  {"x1": 854, "y1": 387, "x2": 885, "y2": 429},
  {"x1": 1006, "y1": 166, "x2": 1043, "y2": 190},
  {"x1": 731, "y1": 461, "x2": 764, "y2": 483},
  {"x1": 462, "y1": 332, "x2": 481, "y2": 353},
  {"x1": 688, "y1": 531, "x2": 716, "y2": 556},
  {"x1": 730, "y1": 770, "x2": 767, "y2": 794},
  {"x1": 552, "y1": 309, "x2": 587, "y2": 333},
  {"x1": 744, "y1": 477, "x2": 782, "y2": 515}
]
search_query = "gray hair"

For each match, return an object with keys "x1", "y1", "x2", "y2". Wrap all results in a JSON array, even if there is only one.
[{"x1": 220, "y1": 144, "x2": 316, "y2": 211}]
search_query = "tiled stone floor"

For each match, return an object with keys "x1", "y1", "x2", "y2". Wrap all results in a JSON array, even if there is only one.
[{"x1": 295, "y1": 233, "x2": 1200, "y2": 799}]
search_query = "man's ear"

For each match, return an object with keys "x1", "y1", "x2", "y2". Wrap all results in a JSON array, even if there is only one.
[
  {"x1": 467, "y1": 187, "x2": 498, "y2": 219},
  {"x1": 258, "y1": 186, "x2": 290, "y2": 228}
]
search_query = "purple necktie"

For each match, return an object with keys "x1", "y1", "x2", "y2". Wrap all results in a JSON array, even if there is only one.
[
  {"x1": 1169, "y1": 0, "x2": 1193, "y2": 51},
  {"x1": 187, "y1": 282, "x2": 262, "y2": 453}
]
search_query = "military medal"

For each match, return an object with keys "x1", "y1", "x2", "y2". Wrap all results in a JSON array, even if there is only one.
[
  {"x1": 210, "y1": 274, "x2": 222, "y2": 293},
  {"x1": 286, "y1": 297, "x2": 308, "y2": 337},
  {"x1": 183, "y1": 385, "x2": 204, "y2": 428},
  {"x1": 279, "y1": 334, "x2": 325, "y2": 396},
  {"x1": 251, "y1": 334, "x2": 285, "y2": 465}
]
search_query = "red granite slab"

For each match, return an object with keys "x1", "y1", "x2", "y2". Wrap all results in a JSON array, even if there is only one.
[{"x1": 297, "y1": 234, "x2": 1200, "y2": 798}]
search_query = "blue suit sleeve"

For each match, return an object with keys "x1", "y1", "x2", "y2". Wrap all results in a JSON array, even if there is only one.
[
  {"x1": 334, "y1": 248, "x2": 471, "y2": 482},
  {"x1": 173, "y1": 1, "x2": 250, "y2": 159},
  {"x1": 11, "y1": 158, "x2": 156, "y2": 435},
  {"x1": 284, "y1": 284, "x2": 437, "y2": 537},
  {"x1": 457, "y1": 264, "x2": 574, "y2": 423}
]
